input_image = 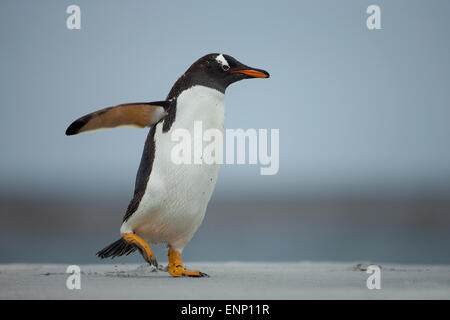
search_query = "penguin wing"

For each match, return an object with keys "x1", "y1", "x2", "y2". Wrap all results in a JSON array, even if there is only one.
[{"x1": 65, "y1": 101, "x2": 169, "y2": 136}]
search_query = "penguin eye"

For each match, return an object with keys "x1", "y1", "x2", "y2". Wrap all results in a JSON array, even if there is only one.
[{"x1": 222, "y1": 65, "x2": 230, "y2": 71}]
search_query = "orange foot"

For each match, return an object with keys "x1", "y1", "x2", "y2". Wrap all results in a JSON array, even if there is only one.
[
  {"x1": 168, "y1": 248, "x2": 208, "y2": 277},
  {"x1": 122, "y1": 233, "x2": 157, "y2": 267}
]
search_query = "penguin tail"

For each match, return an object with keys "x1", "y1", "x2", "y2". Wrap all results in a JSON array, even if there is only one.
[{"x1": 96, "y1": 238, "x2": 137, "y2": 259}]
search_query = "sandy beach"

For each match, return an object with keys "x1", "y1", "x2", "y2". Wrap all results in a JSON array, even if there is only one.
[{"x1": 1, "y1": 262, "x2": 449, "y2": 299}]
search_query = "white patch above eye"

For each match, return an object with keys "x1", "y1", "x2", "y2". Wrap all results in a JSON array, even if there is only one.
[{"x1": 215, "y1": 54, "x2": 229, "y2": 68}]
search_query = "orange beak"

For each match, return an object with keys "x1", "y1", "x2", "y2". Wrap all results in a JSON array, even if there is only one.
[{"x1": 231, "y1": 69, "x2": 269, "y2": 78}]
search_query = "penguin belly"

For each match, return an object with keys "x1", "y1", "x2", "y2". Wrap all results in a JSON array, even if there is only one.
[{"x1": 120, "y1": 86, "x2": 225, "y2": 251}]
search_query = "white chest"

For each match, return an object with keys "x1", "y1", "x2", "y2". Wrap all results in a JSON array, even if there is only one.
[
  {"x1": 154, "y1": 85, "x2": 225, "y2": 197},
  {"x1": 124, "y1": 86, "x2": 225, "y2": 245},
  {"x1": 172, "y1": 85, "x2": 225, "y2": 132}
]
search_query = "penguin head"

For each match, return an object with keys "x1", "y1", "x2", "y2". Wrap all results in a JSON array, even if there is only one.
[
  {"x1": 207, "y1": 53, "x2": 269, "y2": 86},
  {"x1": 169, "y1": 53, "x2": 269, "y2": 98}
]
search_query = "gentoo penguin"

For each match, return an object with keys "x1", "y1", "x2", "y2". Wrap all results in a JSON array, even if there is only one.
[{"x1": 66, "y1": 53, "x2": 269, "y2": 277}]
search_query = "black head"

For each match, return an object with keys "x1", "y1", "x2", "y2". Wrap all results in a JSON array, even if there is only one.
[{"x1": 167, "y1": 53, "x2": 270, "y2": 100}]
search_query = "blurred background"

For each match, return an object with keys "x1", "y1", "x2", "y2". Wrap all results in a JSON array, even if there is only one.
[{"x1": 1, "y1": 0, "x2": 449, "y2": 265}]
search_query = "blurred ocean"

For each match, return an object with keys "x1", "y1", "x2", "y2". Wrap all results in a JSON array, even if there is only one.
[{"x1": 2, "y1": 194, "x2": 449, "y2": 264}]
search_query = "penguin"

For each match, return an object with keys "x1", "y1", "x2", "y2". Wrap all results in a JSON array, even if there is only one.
[{"x1": 66, "y1": 53, "x2": 269, "y2": 277}]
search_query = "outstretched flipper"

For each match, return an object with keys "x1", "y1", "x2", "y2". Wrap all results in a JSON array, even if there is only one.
[{"x1": 65, "y1": 101, "x2": 169, "y2": 136}]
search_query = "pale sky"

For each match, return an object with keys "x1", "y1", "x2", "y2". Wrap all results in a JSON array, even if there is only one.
[{"x1": 1, "y1": 0, "x2": 450, "y2": 199}]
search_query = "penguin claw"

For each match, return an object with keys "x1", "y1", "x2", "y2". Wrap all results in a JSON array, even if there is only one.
[
  {"x1": 185, "y1": 271, "x2": 209, "y2": 278},
  {"x1": 121, "y1": 233, "x2": 157, "y2": 267},
  {"x1": 170, "y1": 268, "x2": 209, "y2": 278},
  {"x1": 193, "y1": 271, "x2": 209, "y2": 278},
  {"x1": 149, "y1": 257, "x2": 158, "y2": 268}
]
